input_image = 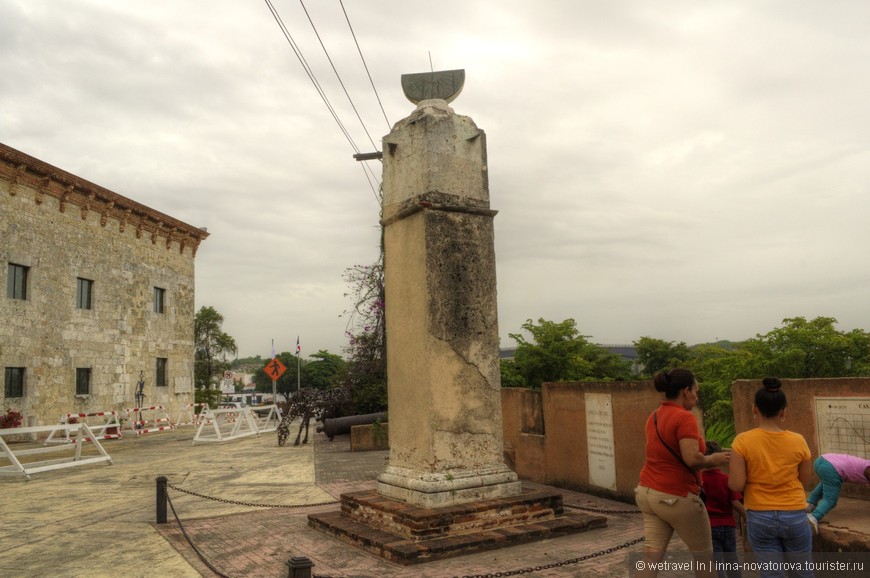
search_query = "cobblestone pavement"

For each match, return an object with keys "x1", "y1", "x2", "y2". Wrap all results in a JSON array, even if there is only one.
[
  {"x1": 24, "y1": 422, "x2": 855, "y2": 578},
  {"x1": 155, "y1": 432, "x2": 664, "y2": 578},
  {"x1": 3, "y1": 420, "x2": 865, "y2": 577}
]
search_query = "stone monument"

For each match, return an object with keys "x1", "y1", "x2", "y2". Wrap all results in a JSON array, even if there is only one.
[
  {"x1": 308, "y1": 71, "x2": 605, "y2": 563},
  {"x1": 374, "y1": 71, "x2": 521, "y2": 508}
]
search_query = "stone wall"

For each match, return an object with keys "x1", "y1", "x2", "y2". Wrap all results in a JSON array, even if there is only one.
[
  {"x1": 502, "y1": 382, "x2": 693, "y2": 501},
  {"x1": 503, "y1": 378, "x2": 870, "y2": 503},
  {"x1": 0, "y1": 144, "x2": 207, "y2": 429}
]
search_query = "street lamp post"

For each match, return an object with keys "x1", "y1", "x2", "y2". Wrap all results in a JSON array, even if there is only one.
[{"x1": 135, "y1": 371, "x2": 146, "y2": 429}]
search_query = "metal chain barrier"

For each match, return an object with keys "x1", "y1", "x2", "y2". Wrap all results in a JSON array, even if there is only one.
[
  {"x1": 165, "y1": 491, "x2": 231, "y2": 578},
  {"x1": 167, "y1": 481, "x2": 338, "y2": 509},
  {"x1": 160, "y1": 480, "x2": 646, "y2": 578},
  {"x1": 451, "y1": 536, "x2": 645, "y2": 578}
]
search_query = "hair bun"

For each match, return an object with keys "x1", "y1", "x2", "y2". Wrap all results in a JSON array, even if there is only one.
[
  {"x1": 653, "y1": 370, "x2": 671, "y2": 393},
  {"x1": 762, "y1": 377, "x2": 782, "y2": 390}
]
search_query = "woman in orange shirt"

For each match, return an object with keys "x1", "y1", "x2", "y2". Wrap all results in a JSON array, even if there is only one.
[
  {"x1": 729, "y1": 377, "x2": 813, "y2": 578},
  {"x1": 636, "y1": 368, "x2": 730, "y2": 578}
]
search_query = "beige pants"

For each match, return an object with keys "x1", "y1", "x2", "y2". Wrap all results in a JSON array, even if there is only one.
[{"x1": 635, "y1": 485, "x2": 713, "y2": 555}]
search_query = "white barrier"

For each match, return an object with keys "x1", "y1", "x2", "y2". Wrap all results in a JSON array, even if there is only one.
[
  {"x1": 44, "y1": 410, "x2": 123, "y2": 444},
  {"x1": 248, "y1": 404, "x2": 282, "y2": 433},
  {"x1": 174, "y1": 403, "x2": 208, "y2": 427},
  {"x1": 192, "y1": 407, "x2": 260, "y2": 445},
  {"x1": 0, "y1": 423, "x2": 113, "y2": 481},
  {"x1": 124, "y1": 406, "x2": 174, "y2": 436}
]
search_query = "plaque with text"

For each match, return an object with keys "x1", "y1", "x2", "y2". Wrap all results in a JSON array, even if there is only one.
[
  {"x1": 814, "y1": 396, "x2": 870, "y2": 458},
  {"x1": 585, "y1": 392, "x2": 617, "y2": 491},
  {"x1": 174, "y1": 376, "x2": 192, "y2": 394}
]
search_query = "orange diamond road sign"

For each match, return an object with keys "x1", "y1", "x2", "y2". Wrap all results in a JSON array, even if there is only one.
[{"x1": 264, "y1": 357, "x2": 287, "y2": 380}]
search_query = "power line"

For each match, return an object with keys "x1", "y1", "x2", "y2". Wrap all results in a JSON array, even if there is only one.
[
  {"x1": 263, "y1": 0, "x2": 381, "y2": 203},
  {"x1": 263, "y1": 0, "x2": 358, "y2": 154},
  {"x1": 297, "y1": 0, "x2": 379, "y2": 152},
  {"x1": 339, "y1": 0, "x2": 391, "y2": 131}
]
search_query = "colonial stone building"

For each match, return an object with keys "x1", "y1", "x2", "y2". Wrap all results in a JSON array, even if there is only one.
[{"x1": 0, "y1": 143, "x2": 209, "y2": 428}]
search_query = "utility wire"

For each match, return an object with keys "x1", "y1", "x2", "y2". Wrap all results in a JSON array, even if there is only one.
[
  {"x1": 264, "y1": 0, "x2": 359, "y2": 155},
  {"x1": 339, "y1": 0, "x2": 391, "y2": 131},
  {"x1": 298, "y1": 0, "x2": 379, "y2": 152},
  {"x1": 263, "y1": 0, "x2": 381, "y2": 203}
]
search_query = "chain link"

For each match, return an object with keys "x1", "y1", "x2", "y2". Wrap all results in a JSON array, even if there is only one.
[
  {"x1": 167, "y1": 482, "x2": 338, "y2": 509},
  {"x1": 452, "y1": 536, "x2": 645, "y2": 578},
  {"x1": 165, "y1": 482, "x2": 645, "y2": 578},
  {"x1": 165, "y1": 492, "x2": 231, "y2": 578}
]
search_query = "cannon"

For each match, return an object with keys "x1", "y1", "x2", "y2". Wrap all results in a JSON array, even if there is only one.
[{"x1": 316, "y1": 412, "x2": 387, "y2": 440}]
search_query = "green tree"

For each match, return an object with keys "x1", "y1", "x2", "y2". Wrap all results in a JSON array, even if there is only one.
[
  {"x1": 305, "y1": 350, "x2": 346, "y2": 390},
  {"x1": 744, "y1": 316, "x2": 870, "y2": 378},
  {"x1": 687, "y1": 343, "x2": 748, "y2": 428},
  {"x1": 499, "y1": 358, "x2": 527, "y2": 388},
  {"x1": 194, "y1": 306, "x2": 237, "y2": 394},
  {"x1": 507, "y1": 318, "x2": 630, "y2": 388},
  {"x1": 634, "y1": 336, "x2": 691, "y2": 376},
  {"x1": 685, "y1": 317, "x2": 870, "y2": 436}
]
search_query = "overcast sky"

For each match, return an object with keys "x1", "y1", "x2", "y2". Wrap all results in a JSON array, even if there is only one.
[{"x1": 3, "y1": 0, "x2": 869, "y2": 359}]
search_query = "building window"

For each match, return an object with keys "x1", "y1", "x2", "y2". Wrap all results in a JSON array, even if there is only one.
[
  {"x1": 4, "y1": 367, "x2": 25, "y2": 398},
  {"x1": 7, "y1": 263, "x2": 28, "y2": 300},
  {"x1": 76, "y1": 277, "x2": 93, "y2": 310},
  {"x1": 153, "y1": 287, "x2": 165, "y2": 313},
  {"x1": 156, "y1": 358, "x2": 167, "y2": 387},
  {"x1": 75, "y1": 368, "x2": 91, "y2": 395}
]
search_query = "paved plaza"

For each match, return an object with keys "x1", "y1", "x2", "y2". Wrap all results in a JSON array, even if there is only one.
[{"x1": 1, "y1": 422, "x2": 866, "y2": 577}]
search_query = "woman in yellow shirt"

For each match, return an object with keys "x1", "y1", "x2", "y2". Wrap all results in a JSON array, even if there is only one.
[{"x1": 729, "y1": 377, "x2": 813, "y2": 578}]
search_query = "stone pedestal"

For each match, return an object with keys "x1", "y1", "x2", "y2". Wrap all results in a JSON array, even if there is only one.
[
  {"x1": 377, "y1": 99, "x2": 520, "y2": 508},
  {"x1": 308, "y1": 488, "x2": 607, "y2": 565}
]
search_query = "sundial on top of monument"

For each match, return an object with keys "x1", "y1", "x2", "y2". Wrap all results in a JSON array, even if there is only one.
[{"x1": 401, "y1": 69, "x2": 465, "y2": 104}]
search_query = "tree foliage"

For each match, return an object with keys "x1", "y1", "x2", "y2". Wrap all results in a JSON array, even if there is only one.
[
  {"x1": 336, "y1": 260, "x2": 387, "y2": 414},
  {"x1": 305, "y1": 350, "x2": 347, "y2": 390},
  {"x1": 194, "y1": 306, "x2": 237, "y2": 391},
  {"x1": 686, "y1": 316, "x2": 870, "y2": 431},
  {"x1": 740, "y1": 316, "x2": 870, "y2": 378},
  {"x1": 633, "y1": 336, "x2": 691, "y2": 377},
  {"x1": 505, "y1": 318, "x2": 631, "y2": 388}
]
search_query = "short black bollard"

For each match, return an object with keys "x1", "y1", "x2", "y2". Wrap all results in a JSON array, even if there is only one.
[
  {"x1": 156, "y1": 476, "x2": 168, "y2": 524},
  {"x1": 286, "y1": 555, "x2": 314, "y2": 578}
]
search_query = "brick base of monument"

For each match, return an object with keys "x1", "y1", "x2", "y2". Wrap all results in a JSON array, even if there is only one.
[{"x1": 307, "y1": 488, "x2": 607, "y2": 565}]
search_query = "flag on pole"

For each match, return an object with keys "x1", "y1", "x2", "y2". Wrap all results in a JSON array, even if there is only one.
[{"x1": 296, "y1": 336, "x2": 301, "y2": 356}]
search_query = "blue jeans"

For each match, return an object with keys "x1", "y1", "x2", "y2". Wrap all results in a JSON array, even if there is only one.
[
  {"x1": 746, "y1": 510, "x2": 814, "y2": 578},
  {"x1": 711, "y1": 525, "x2": 741, "y2": 578},
  {"x1": 807, "y1": 456, "x2": 842, "y2": 522}
]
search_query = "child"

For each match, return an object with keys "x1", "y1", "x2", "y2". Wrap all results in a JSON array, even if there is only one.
[
  {"x1": 703, "y1": 441, "x2": 747, "y2": 578},
  {"x1": 806, "y1": 453, "x2": 870, "y2": 534}
]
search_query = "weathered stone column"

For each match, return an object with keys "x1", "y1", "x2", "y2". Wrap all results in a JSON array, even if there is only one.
[{"x1": 376, "y1": 98, "x2": 521, "y2": 508}]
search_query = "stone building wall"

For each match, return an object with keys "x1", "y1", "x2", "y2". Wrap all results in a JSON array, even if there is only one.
[{"x1": 0, "y1": 143, "x2": 208, "y2": 428}]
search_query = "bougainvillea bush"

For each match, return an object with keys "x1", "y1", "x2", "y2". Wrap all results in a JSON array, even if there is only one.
[{"x1": 0, "y1": 409, "x2": 24, "y2": 429}]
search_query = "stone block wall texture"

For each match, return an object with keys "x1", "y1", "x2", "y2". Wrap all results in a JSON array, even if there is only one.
[
  {"x1": 0, "y1": 144, "x2": 207, "y2": 429},
  {"x1": 502, "y1": 382, "x2": 702, "y2": 502},
  {"x1": 732, "y1": 377, "x2": 870, "y2": 500}
]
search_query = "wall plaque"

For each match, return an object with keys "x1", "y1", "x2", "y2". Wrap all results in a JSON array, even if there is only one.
[
  {"x1": 585, "y1": 392, "x2": 617, "y2": 490},
  {"x1": 814, "y1": 396, "x2": 870, "y2": 458},
  {"x1": 174, "y1": 376, "x2": 192, "y2": 394}
]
